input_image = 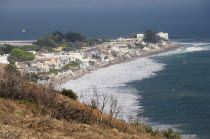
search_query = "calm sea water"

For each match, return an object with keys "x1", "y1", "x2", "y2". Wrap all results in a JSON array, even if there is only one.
[
  {"x1": 0, "y1": 8, "x2": 209, "y2": 41},
  {"x1": 127, "y1": 43, "x2": 210, "y2": 139}
]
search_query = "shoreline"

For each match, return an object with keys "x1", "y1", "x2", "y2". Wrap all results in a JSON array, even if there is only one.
[{"x1": 51, "y1": 43, "x2": 183, "y2": 89}]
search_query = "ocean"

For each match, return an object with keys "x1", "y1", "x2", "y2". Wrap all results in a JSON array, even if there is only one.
[
  {"x1": 0, "y1": 8, "x2": 209, "y2": 41},
  {"x1": 60, "y1": 42, "x2": 210, "y2": 139}
]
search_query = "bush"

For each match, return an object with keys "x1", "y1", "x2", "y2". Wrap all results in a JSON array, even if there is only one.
[
  {"x1": 162, "y1": 128, "x2": 181, "y2": 139},
  {"x1": 49, "y1": 69, "x2": 59, "y2": 75},
  {"x1": 143, "y1": 29, "x2": 158, "y2": 44},
  {"x1": 131, "y1": 122, "x2": 181, "y2": 139},
  {"x1": 61, "y1": 89, "x2": 78, "y2": 100},
  {"x1": 8, "y1": 48, "x2": 35, "y2": 63},
  {"x1": 0, "y1": 64, "x2": 57, "y2": 110},
  {"x1": 19, "y1": 100, "x2": 40, "y2": 110}
]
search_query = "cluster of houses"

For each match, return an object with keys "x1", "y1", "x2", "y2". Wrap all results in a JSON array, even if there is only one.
[{"x1": 0, "y1": 32, "x2": 169, "y2": 81}]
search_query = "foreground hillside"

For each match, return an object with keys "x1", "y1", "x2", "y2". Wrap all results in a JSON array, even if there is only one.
[
  {"x1": 0, "y1": 64, "x2": 180, "y2": 139},
  {"x1": 0, "y1": 98, "x2": 161, "y2": 139}
]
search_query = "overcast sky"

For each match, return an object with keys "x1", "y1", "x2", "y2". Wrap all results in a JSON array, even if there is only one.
[{"x1": 0, "y1": 0, "x2": 209, "y2": 9}]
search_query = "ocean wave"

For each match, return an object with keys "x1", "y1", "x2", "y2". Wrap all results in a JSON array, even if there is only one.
[
  {"x1": 157, "y1": 43, "x2": 210, "y2": 56},
  {"x1": 185, "y1": 46, "x2": 210, "y2": 52},
  {"x1": 60, "y1": 57, "x2": 165, "y2": 121},
  {"x1": 173, "y1": 42, "x2": 210, "y2": 46}
]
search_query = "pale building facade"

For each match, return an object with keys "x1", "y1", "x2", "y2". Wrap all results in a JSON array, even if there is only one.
[
  {"x1": 137, "y1": 32, "x2": 169, "y2": 40},
  {"x1": 157, "y1": 32, "x2": 169, "y2": 40}
]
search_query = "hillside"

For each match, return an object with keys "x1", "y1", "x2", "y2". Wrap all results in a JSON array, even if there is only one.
[
  {"x1": 0, "y1": 97, "x2": 162, "y2": 139},
  {"x1": 0, "y1": 64, "x2": 180, "y2": 139}
]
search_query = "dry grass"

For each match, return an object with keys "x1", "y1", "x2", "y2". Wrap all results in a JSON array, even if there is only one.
[{"x1": 0, "y1": 98, "x2": 161, "y2": 139}]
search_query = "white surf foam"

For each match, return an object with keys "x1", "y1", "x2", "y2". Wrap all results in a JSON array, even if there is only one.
[
  {"x1": 185, "y1": 46, "x2": 210, "y2": 52},
  {"x1": 157, "y1": 42, "x2": 210, "y2": 56},
  {"x1": 60, "y1": 57, "x2": 165, "y2": 121}
]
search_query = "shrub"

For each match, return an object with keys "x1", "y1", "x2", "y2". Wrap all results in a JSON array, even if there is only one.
[
  {"x1": 61, "y1": 89, "x2": 78, "y2": 100},
  {"x1": 19, "y1": 100, "x2": 40, "y2": 110},
  {"x1": 0, "y1": 64, "x2": 57, "y2": 110},
  {"x1": 131, "y1": 122, "x2": 181, "y2": 139},
  {"x1": 162, "y1": 128, "x2": 181, "y2": 139}
]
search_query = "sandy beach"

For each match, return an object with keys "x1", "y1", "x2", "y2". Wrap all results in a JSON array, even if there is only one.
[
  {"x1": 51, "y1": 43, "x2": 182, "y2": 89},
  {"x1": 0, "y1": 41, "x2": 33, "y2": 46}
]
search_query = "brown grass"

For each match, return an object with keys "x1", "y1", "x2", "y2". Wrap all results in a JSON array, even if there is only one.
[
  {"x1": 0, "y1": 98, "x2": 161, "y2": 139},
  {"x1": 0, "y1": 65, "x2": 163, "y2": 139}
]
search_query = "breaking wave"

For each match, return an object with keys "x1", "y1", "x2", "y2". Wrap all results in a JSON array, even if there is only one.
[
  {"x1": 157, "y1": 42, "x2": 210, "y2": 56},
  {"x1": 60, "y1": 57, "x2": 165, "y2": 120}
]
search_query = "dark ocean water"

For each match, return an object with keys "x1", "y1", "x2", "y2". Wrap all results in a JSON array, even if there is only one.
[
  {"x1": 0, "y1": 8, "x2": 209, "y2": 41},
  {"x1": 127, "y1": 43, "x2": 210, "y2": 139}
]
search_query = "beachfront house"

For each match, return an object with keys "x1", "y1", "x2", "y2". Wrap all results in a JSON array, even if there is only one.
[
  {"x1": 137, "y1": 34, "x2": 144, "y2": 41},
  {"x1": 111, "y1": 42, "x2": 129, "y2": 52},
  {"x1": 117, "y1": 37, "x2": 139, "y2": 43},
  {"x1": 157, "y1": 32, "x2": 169, "y2": 40},
  {"x1": 15, "y1": 61, "x2": 40, "y2": 74},
  {"x1": 35, "y1": 58, "x2": 62, "y2": 72},
  {"x1": 137, "y1": 32, "x2": 169, "y2": 41}
]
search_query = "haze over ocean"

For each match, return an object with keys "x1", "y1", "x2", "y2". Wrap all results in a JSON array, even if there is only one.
[{"x1": 0, "y1": 0, "x2": 209, "y2": 41}]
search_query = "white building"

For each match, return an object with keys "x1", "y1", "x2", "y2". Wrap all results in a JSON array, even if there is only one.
[
  {"x1": 157, "y1": 32, "x2": 169, "y2": 40},
  {"x1": 137, "y1": 32, "x2": 169, "y2": 40},
  {"x1": 0, "y1": 54, "x2": 9, "y2": 64},
  {"x1": 111, "y1": 42, "x2": 129, "y2": 52},
  {"x1": 137, "y1": 34, "x2": 144, "y2": 39}
]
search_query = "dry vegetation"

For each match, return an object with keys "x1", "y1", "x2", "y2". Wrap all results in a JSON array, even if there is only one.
[
  {"x1": 0, "y1": 98, "x2": 161, "y2": 139},
  {"x1": 0, "y1": 64, "x2": 179, "y2": 139}
]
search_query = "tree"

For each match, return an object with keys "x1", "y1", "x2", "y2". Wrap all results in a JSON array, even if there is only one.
[
  {"x1": 61, "y1": 89, "x2": 78, "y2": 100},
  {"x1": 0, "y1": 49, "x2": 4, "y2": 55},
  {"x1": 74, "y1": 41, "x2": 87, "y2": 49},
  {"x1": 143, "y1": 29, "x2": 158, "y2": 44},
  {"x1": 101, "y1": 37, "x2": 111, "y2": 42},
  {"x1": 34, "y1": 37, "x2": 56, "y2": 48},
  {"x1": 65, "y1": 31, "x2": 87, "y2": 43},
  {"x1": 51, "y1": 31, "x2": 64, "y2": 44},
  {"x1": 62, "y1": 47, "x2": 74, "y2": 51},
  {"x1": 128, "y1": 33, "x2": 137, "y2": 38},
  {"x1": 88, "y1": 38, "x2": 101, "y2": 46},
  {"x1": 62, "y1": 41, "x2": 73, "y2": 48},
  {"x1": 9, "y1": 48, "x2": 35, "y2": 63},
  {"x1": 21, "y1": 45, "x2": 43, "y2": 52},
  {"x1": 0, "y1": 44, "x2": 16, "y2": 54}
]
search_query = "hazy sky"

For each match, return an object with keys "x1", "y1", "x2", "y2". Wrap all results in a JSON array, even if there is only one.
[{"x1": 0, "y1": 0, "x2": 209, "y2": 9}]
